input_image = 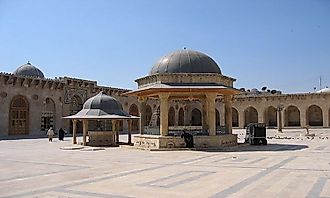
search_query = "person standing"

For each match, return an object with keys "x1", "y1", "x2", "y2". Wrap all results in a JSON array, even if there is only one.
[
  {"x1": 58, "y1": 128, "x2": 65, "y2": 141},
  {"x1": 47, "y1": 127, "x2": 55, "y2": 142}
]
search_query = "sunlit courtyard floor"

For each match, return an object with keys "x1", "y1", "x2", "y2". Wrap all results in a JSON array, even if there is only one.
[{"x1": 0, "y1": 129, "x2": 329, "y2": 198}]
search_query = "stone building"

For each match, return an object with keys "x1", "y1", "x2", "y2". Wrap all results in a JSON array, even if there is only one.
[{"x1": 1, "y1": 52, "x2": 330, "y2": 137}]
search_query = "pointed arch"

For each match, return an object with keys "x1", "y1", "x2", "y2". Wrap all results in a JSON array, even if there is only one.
[
  {"x1": 244, "y1": 106, "x2": 258, "y2": 126},
  {"x1": 129, "y1": 103, "x2": 139, "y2": 131},
  {"x1": 41, "y1": 98, "x2": 56, "y2": 131},
  {"x1": 178, "y1": 107, "x2": 184, "y2": 126},
  {"x1": 9, "y1": 95, "x2": 29, "y2": 135},
  {"x1": 191, "y1": 108, "x2": 202, "y2": 126},
  {"x1": 146, "y1": 105, "x2": 152, "y2": 126},
  {"x1": 307, "y1": 105, "x2": 323, "y2": 126},
  {"x1": 216, "y1": 109, "x2": 220, "y2": 127},
  {"x1": 264, "y1": 106, "x2": 277, "y2": 127},
  {"x1": 285, "y1": 105, "x2": 300, "y2": 127},
  {"x1": 232, "y1": 107, "x2": 239, "y2": 127},
  {"x1": 168, "y1": 106, "x2": 175, "y2": 126},
  {"x1": 70, "y1": 95, "x2": 83, "y2": 133}
]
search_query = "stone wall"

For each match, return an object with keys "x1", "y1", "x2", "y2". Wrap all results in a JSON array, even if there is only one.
[{"x1": 133, "y1": 134, "x2": 237, "y2": 150}]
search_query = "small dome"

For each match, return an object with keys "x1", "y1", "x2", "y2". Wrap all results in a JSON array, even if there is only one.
[
  {"x1": 83, "y1": 92, "x2": 129, "y2": 116},
  {"x1": 13, "y1": 62, "x2": 44, "y2": 78},
  {"x1": 149, "y1": 49, "x2": 221, "y2": 75}
]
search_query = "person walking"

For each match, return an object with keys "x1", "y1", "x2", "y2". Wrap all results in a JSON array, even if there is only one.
[{"x1": 47, "y1": 127, "x2": 55, "y2": 142}]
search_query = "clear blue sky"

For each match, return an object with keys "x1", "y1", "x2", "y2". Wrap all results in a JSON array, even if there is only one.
[{"x1": 0, "y1": 0, "x2": 329, "y2": 93}]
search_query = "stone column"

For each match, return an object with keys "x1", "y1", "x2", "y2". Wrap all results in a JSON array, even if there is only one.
[
  {"x1": 184, "y1": 103, "x2": 190, "y2": 126},
  {"x1": 276, "y1": 104, "x2": 284, "y2": 132},
  {"x1": 207, "y1": 93, "x2": 217, "y2": 136},
  {"x1": 323, "y1": 109, "x2": 329, "y2": 128},
  {"x1": 224, "y1": 95, "x2": 233, "y2": 134},
  {"x1": 159, "y1": 93, "x2": 169, "y2": 136},
  {"x1": 258, "y1": 109, "x2": 264, "y2": 123},
  {"x1": 239, "y1": 109, "x2": 245, "y2": 128},
  {"x1": 220, "y1": 103, "x2": 226, "y2": 127},
  {"x1": 277, "y1": 109, "x2": 283, "y2": 132},
  {"x1": 138, "y1": 97, "x2": 147, "y2": 135},
  {"x1": 201, "y1": 97, "x2": 208, "y2": 133},
  {"x1": 127, "y1": 120, "x2": 132, "y2": 144},
  {"x1": 112, "y1": 120, "x2": 119, "y2": 142},
  {"x1": 82, "y1": 119, "x2": 88, "y2": 146},
  {"x1": 300, "y1": 108, "x2": 307, "y2": 128},
  {"x1": 174, "y1": 108, "x2": 179, "y2": 127},
  {"x1": 72, "y1": 119, "x2": 77, "y2": 144}
]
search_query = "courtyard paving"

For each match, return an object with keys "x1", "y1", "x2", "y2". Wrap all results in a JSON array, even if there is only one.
[{"x1": 0, "y1": 129, "x2": 329, "y2": 198}]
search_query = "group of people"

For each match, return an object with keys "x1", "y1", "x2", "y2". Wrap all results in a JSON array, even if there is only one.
[{"x1": 47, "y1": 127, "x2": 66, "y2": 142}]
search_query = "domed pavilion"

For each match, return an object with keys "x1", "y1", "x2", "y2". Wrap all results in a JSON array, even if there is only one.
[
  {"x1": 126, "y1": 49, "x2": 240, "y2": 150},
  {"x1": 64, "y1": 91, "x2": 139, "y2": 146}
]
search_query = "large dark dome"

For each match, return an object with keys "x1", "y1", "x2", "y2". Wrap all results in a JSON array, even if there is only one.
[
  {"x1": 149, "y1": 49, "x2": 221, "y2": 75},
  {"x1": 13, "y1": 62, "x2": 44, "y2": 78},
  {"x1": 82, "y1": 92, "x2": 129, "y2": 116}
]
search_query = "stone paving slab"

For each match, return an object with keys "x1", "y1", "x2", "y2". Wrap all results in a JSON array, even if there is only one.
[{"x1": 0, "y1": 129, "x2": 329, "y2": 198}]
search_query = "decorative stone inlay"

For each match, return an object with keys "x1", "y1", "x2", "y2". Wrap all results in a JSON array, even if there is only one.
[
  {"x1": 64, "y1": 87, "x2": 87, "y2": 104},
  {"x1": 0, "y1": 92, "x2": 7, "y2": 98}
]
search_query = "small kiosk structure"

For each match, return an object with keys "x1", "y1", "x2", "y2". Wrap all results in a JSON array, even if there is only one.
[
  {"x1": 64, "y1": 91, "x2": 139, "y2": 146},
  {"x1": 125, "y1": 49, "x2": 241, "y2": 150}
]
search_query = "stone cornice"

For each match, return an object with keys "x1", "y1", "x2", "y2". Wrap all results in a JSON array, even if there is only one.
[
  {"x1": 135, "y1": 73, "x2": 236, "y2": 88},
  {"x1": 0, "y1": 73, "x2": 65, "y2": 90}
]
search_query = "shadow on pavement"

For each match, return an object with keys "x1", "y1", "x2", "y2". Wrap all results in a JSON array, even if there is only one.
[
  {"x1": 0, "y1": 134, "x2": 77, "y2": 141},
  {"x1": 196, "y1": 143, "x2": 309, "y2": 152}
]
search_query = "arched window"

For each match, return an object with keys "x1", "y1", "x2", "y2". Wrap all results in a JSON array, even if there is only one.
[
  {"x1": 146, "y1": 105, "x2": 152, "y2": 126},
  {"x1": 285, "y1": 106, "x2": 300, "y2": 126},
  {"x1": 168, "y1": 107, "x2": 175, "y2": 126},
  {"x1": 178, "y1": 108, "x2": 184, "y2": 126},
  {"x1": 129, "y1": 104, "x2": 139, "y2": 131},
  {"x1": 264, "y1": 106, "x2": 277, "y2": 127},
  {"x1": 244, "y1": 106, "x2": 258, "y2": 126},
  {"x1": 191, "y1": 108, "x2": 202, "y2": 126},
  {"x1": 9, "y1": 96, "x2": 29, "y2": 135},
  {"x1": 307, "y1": 105, "x2": 323, "y2": 126},
  {"x1": 41, "y1": 98, "x2": 56, "y2": 131},
  {"x1": 232, "y1": 108, "x2": 239, "y2": 127},
  {"x1": 216, "y1": 109, "x2": 220, "y2": 127}
]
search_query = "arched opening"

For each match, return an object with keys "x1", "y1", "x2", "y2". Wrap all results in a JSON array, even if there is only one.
[
  {"x1": 191, "y1": 108, "x2": 202, "y2": 126},
  {"x1": 41, "y1": 98, "x2": 56, "y2": 132},
  {"x1": 216, "y1": 109, "x2": 220, "y2": 127},
  {"x1": 178, "y1": 108, "x2": 184, "y2": 126},
  {"x1": 146, "y1": 105, "x2": 152, "y2": 126},
  {"x1": 307, "y1": 105, "x2": 323, "y2": 126},
  {"x1": 70, "y1": 95, "x2": 83, "y2": 133},
  {"x1": 9, "y1": 96, "x2": 29, "y2": 135},
  {"x1": 232, "y1": 108, "x2": 239, "y2": 127},
  {"x1": 168, "y1": 107, "x2": 175, "y2": 126},
  {"x1": 285, "y1": 106, "x2": 300, "y2": 127},
  {"x1": 129, "y1": 104, "x2": 139, "y2": 131},
  {"x1": 244, "y1": 106, "x2": 258, "y2": 126},
  {"x1": 118, "y1": 120, "x2": 123, "y2": 132},
  {"x1": 156, "y1": 106, "x2": 160, "y2": 127},
  {"x1": 264, "y1": 106, "x2": 277, "y2": 127}
]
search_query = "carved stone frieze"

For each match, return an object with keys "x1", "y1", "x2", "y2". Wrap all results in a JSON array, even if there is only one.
[{"x1": 64, "y1": 88, "x2": 87, "y2": 104}]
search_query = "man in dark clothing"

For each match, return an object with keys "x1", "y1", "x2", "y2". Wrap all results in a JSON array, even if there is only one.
[
  {"x1": 58, "y1": 128, "x2": 65, "y2": 141},
  {"x1": 181, "y1": 131, "x2": 194, "y2": 148}
]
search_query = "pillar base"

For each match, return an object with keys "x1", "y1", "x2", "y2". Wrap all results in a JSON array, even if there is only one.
[{"x1": 133, "y1": 134, "x2": 237, "y2": 150}]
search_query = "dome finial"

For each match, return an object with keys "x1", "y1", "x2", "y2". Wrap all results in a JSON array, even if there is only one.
[
  {"x1": 27, "y1": 61, "x2": 31, "y2": 65},
  {"x1": 183, "y1": 47, "x2": 187, "y2": 50}
]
